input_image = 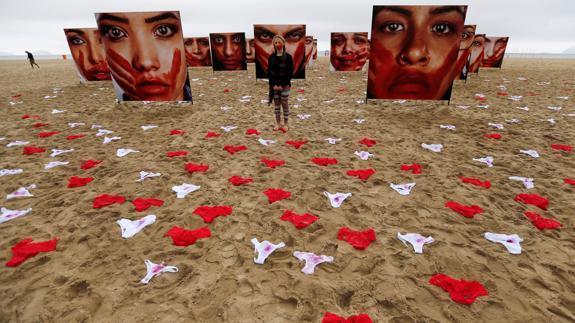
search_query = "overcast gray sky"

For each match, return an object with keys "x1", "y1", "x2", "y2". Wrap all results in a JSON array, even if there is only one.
[{"x1": 1, "y1": 0, "x2": 574, "y2": 54}]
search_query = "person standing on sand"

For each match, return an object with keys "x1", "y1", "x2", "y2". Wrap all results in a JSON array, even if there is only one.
[
  {"x1": 26, "y1": 51, "x2": 40, "y2": 68},
  {"x1": 267, "y1": 35, "x2": 293, "y2": 131}
]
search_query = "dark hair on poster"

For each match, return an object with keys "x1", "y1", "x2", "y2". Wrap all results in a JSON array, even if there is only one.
[
  {"x1": 95, "y1": 11, "x2": 192, "y2": 102},
  {"x1": 367, "y1": 5, "x2": 468, "y2": 100},
  {"x1": 209, "y1": 32, "x2": 247, "y2": 71},
  {"x1": 254, "y1": 24, "x2": 306, "y2": 79}
]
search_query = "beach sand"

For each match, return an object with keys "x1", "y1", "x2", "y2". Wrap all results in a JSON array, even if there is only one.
[{"x1": 0, "y1": 57, "x2": 574, "y2": 322}]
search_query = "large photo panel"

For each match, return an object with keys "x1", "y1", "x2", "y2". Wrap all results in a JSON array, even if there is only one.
[
  {"x1": 209, "y1": 32, "x2": 247, "y2": 71},
  {"x1": 254, "y1": 24, "x2": 306, "y2": 79},
  {"x1": 482, "y1": 36, "x2": 509, "y2": 68},
  {"x1": 184, "y1": 37, "x2": 212, "y2": 67},
  {"x1": 330, "y1": 32, "x2": 370, "y2": 71},
  {"x1": 455, "y1": 25, "x2": 476, "y2": 80},
  {"x1": 63, "y1": 28, "x2": 111, "y2": 82},
  {"x1": 367, "y1": 5, "x2": 468, "y2": 100},
  {"x1": 246, "y1": 38, "x2": 255, "y2": 63},
  {"x1": 94, "y1": 11, "x2": 192, "y2": 102},
  {"x1": 469, "y1": 34, "x2": 486, "y2": 73}
]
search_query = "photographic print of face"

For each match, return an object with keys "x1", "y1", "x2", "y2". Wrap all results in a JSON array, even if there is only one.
[
  {"x1": 184, "y1": 37, "x2": 212, "y2": 67},
  {"x1": 312, "y1": 39, "x2": 318, "y2": 60},
  {"x1": 469, "y1": 34, "x2": 486, "y2": 73},
  {"x1": 455, "y1": 24, "x2": 476, "y2": 80},
  {"x1": 64, "y1": 28, "x2": 111, "y2": 82},
  {"x1": 368, "y1": 5, "x2": 467, "y2": 100},
  {"x1": 330, "y1": 32, "x2": 370, "y2": 71},
  {"x1": 246, "y1": 38, "x2": 255, "y2": 63},
  {"x1": 209, "y1": 32, "x2": 247, "y2": 71},
  {"x1": 482, "y1": 36, "x2": 509, "y2": 68},
  {"x1": 254, "y1": 24, "x2": 306, "y2": 79},
  {"x1": 304, "y1": 35, "x2": 314, "y2": 66},
  {"x1": 95, "y1": 11, "x2": 192, "y2": 102}
]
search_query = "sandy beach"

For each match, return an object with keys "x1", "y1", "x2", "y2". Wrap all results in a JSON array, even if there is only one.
[{"x1": 0, "y1": 57, "x2": 574, "y2": 322}]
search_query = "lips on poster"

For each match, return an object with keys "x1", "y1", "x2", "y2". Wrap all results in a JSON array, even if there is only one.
[
  {"x1": 64, "y1": 28, "x2": 112, "y2": 82},
  {"x1": 254, "y1": 24, "x2": 306, "y2": 79},
  {"x1": 209, "y1": 32, "x2": 247, "y2": 71},
  {"x1": 367, "y1": 5, "x2": 468, "y2": 100},
  {"x1": 95, "y1": 11, "x2": 192, "y2": 102},
  {"x1": 184, "y1": 37, "x2": 212, "y2": 67},
  {"x1": 330, "y1": 32, "x2": 370, "y2": 71}
]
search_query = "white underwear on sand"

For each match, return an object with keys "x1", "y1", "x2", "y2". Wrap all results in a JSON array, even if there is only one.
[
  {"x1": 354, "y1": 151, "x2": 374, "y2": 160},
  {"x1": 221, "y1": 125, "x2": 237, "y2": 132},
  {"x1": 293, "y1": 251, "x2": 334, "y2": 274},
  {"x1": 325, "y1": 138, "x2": 342, "y2": 145},
  {"x1": 6, "y1": 184, "x2": 36, "y2": 200},
  {"x1": 390, "y1": 183, "x2": 416, "y2": 196},
  {"x1": 488, "y1": 123, "x2": 504, "y2": 130},
  {"x1": 141, "y1": 125, "x2": 158, "y2": 131},
  {"x1": 103, "y1": 136, "x2": 121, "y2": 144},
  {"x1": 484, "y1": 232, "x2": 523, "y2": 254},
  {"x1": 519, "y1": 150, "x2": 539, "y2": 158},
  {"x1": 323, "y1": 192, "x2": 352, "y2": 208},
  {"x1": 422, "y1": 143, "x2": 443, "y2": 152},
  {"x1": 137, "y1": 171, "x2": 161, "y2": 182},
  {"x1": 45, "y1": 161, "x2": 69, "y2": 170},
  {"x1": 141, "y1": 259, "x2": 178, "y2": 284},
  {"x1": 7, "y1": 141, "x2": 30, "y2": 147},
  {"x1": 0, "y1": 169, "x2": 23, "y2": 177},
  {"x1": 51, "y1": 149, "x2": 74, "y2": 157},
  {"x1": 96, "y1": 129, "x2": 113, "y2": 136},
  {"x1": 440, "y1": 125, "x2": 456, "y2": 131},
  {"x1": 258, "y1": 138, "x2": 276, "y2": 146},
  {"x1": 116, "y1": 148, "x2": 139, "y2": 157},
  {"x1": 473, "y1": 156, "x2": 494, "y2": 167},
  {"x1": 397, "y1": 232, "x2": 434, "y2": 254},
  {"x1": 0, "y1": 207, "x2": 32, "y2": 224},
  {"x1": 117, "y1": 215, "x2": 156, "y2": 238},
  {"x1": 509, "y1": 176, "x2": 534, "y2": 189},
  {"x1": 172, "y1": 183, "x2": 200, "y2": 198},
  {"x1": 251, "y1": 238, "x2": 285, "y2": 264}
]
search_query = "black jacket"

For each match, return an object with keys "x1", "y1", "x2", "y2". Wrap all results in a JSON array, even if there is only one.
[{"x1": 267, "y1": 52, "x2": 293, "y2": 103}]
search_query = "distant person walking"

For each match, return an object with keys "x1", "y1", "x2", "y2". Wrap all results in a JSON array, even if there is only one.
[{"x1": 25, "y1": 51, "x2": 40, "y2": 68}]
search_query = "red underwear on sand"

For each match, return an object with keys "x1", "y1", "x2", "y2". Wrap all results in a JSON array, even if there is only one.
[
  {"x1": 164, "y1": 226, "x2": 211, "y2": 246},
  {"x1": 429, "y1": 273, "x2": 488, "y2": 305},
  {"x1": 193, "y1": 206, "x2": 233, "y2": 223},
  {"x1": 280, "y1": 210, "x2": 319, "y2": 229},
  {"x1": 6, "y1": 238, "x2": 58, "y2": 267},
  {"x1": 337, "y1": 227, "x2": 376, "y2": 250}
]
